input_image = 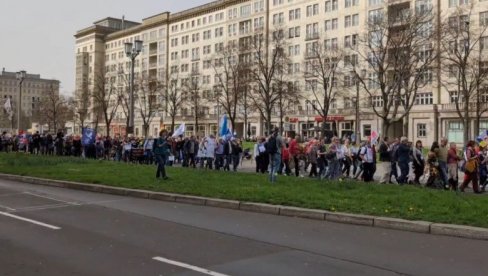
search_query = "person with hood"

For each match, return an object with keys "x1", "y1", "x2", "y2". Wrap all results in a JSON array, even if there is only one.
[{"x1": 153, "y1": 130, "x2": 170, "y2": 180}]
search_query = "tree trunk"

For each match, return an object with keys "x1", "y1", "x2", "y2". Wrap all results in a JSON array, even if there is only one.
[
  {"x1": 195, "y1": 114, "x2": 199, "y2": 137},
  {"x1": 464, "y1": 103, "x2": 470, "y2": 144},
  {"x1": 321, "y1": 121, "x2": 327, "y2": 140},
  {"x1": 402, "y1": 114, "x2": 409, "y2": 138},
  {"x1": 474, "y1": 97, "x2": 480, "y2": 137},
  {"x1": 382, "y1": 118, "x2": 390, "y2": 139},
  {"x1": 244, "y1": 115, "x2": 248, "y2": 140},
  {"x1": 143, "y1": 123, "x2": 149, "y2": 137},
  {"x1": 266, "y1": 110, "x2": 272, "y2": 136},
  {"x1": 279, "y1": 114, "x2": 284, "y2": 135},
  {"x1": 125, "y1": 117, "x2": 130, "y2": 134},
  {"x1": 474, "y1": 115, "x2": 480, "y2": 138},
  {"x1": 171, "y1": 115, "x2": 175, "y2": 133},
  {"x1": 230, "y1": 118, "x2": 236, "y2": 136}
]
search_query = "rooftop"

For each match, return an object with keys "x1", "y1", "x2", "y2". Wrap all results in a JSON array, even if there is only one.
[{"x1": 0, "y1": 68, "x2": 59, "y2": 83}]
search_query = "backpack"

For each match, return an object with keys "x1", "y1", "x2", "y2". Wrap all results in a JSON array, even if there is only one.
[
  {"x1": 463, "y1": 149, "x2": 478, "y2": 173},
  {"x1": 266, "y1": 135, "x2": 278, "y2": 154}
]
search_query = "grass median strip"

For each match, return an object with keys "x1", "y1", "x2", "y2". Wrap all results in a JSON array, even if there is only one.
[{"x1": 1, "y1": 153, "x2": 487, "y2": 228}]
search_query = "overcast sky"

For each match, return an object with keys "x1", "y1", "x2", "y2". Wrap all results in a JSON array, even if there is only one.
[{"x1": 0, "y1": 0, "x2": 211, "y2": 95}]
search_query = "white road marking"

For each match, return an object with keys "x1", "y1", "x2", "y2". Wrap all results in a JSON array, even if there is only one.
[
  {"x1": 23, "y1": 192, "x2": 81, "y2": 206},
  {"x1": 153, "y1": 256, "x2": 230, "y2": 276},
  {"x1": 0, "y1": 203, "x2": 16, "y2": 211},
  {"x1": 0, "y1": 211, "x2": 61, "y2": 230},
  {"x1": 13, "y1": 203, "x2": 74, "y2": 212}
]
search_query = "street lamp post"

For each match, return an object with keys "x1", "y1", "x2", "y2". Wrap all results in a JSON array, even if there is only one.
[
  {"x1": 16, "y1": 70, "x2": 26, "y2": 133},
  {"x1": 124, "y1": 40, "x2": 143, "y2": 136}
]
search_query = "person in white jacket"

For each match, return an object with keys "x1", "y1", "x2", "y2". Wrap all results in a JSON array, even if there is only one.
[{"x1": 205, "y1": 135, "x2": 216, "y2": 169}]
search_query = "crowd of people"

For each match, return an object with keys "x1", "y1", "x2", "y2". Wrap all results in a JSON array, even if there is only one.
[
  {"x1": 253, "y1": 129, "x2": 487, "y2": 192},
  {"x1": 1, "y1": 128, "x2": 487, "y2": 192}
]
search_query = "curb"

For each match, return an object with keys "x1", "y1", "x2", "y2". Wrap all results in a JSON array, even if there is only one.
[
  {"x1": 1, "y1": 173, "x2": 487, "y2": 241},
  {"x1": 326, "y1": 212, "x2": 375, "y2": 226},
  {"x1": 374, "y1": 217, "x2": 431, "y2": 233}
]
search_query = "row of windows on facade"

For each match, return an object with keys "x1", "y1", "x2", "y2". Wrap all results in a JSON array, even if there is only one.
[
  {"x1": 273, "y1": 9, "x2": 360, "y2": 27},
  {"x1": 1, "y1": 95, "x2": 41, "y2": 102},
  {"x1": 273, "y1": 0, "x2": 360, "y2": 10},
  {"x1": 368, "y1": 90, "x2": 488, "y2": 108},
  {"x1": 168, "y1": 0, "x2": 381, "y2": 35},
  {"x1": 168, "y1": 53, "x2": 433, "y2": 84},
  {"x1": 168, "y1": 14, "x2": 359, "y2": 48},
  {"x1": 168, "y1": 7, "x2": 432, "y2": 53},
  {"x1": 0, "y1": 87, "x2": 49, "y2": 95},
  {"x1": 86, "y1": 0, "x2": 484, "y2": 55},
  {"x1": 169, "y1": 94, "x2": 436, "y2": 121},
  {"x1": 91, "y1": 4, "x2": 487, "y2": 77},
  {"x1": 170, "y1": 0, "x2": 266, "y2": 34},
  {"x1": 168, "y1": 44, "x2": 432, "y2": 78},
  {"x1": 0, "y1": 81, "x2": 55, "y2": 89},
  {"x1": 97, "y1": 1, "x2": 451, "y2": 60}
]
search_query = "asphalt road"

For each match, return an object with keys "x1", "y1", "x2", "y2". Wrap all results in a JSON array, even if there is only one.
[{"x1": 0, "y1": 179, "x2": 487, "y2": 276}]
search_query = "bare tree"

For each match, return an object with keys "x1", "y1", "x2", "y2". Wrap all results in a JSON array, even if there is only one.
[
  {"x1": 166, "y1": 70, "x2": 184, "y2": 133},
  {"x1": 135, "y1": 75, "x2": 163, "y2": 137},
  {"x1": 303, "y1": 38, "x2": 343, "y2": 138},
  {"x1": 353, "y1": 5, "x2": 437, "y2": 136},
  {"x1": 92, "y1": 70, "x2": 120, "y2": 137},
  {"x1": 182, "y1": 72, "x2": 203, "y2": 136},
  {"x1": 38, "y1": 86, "x2": 72, "y2": 133},
  {"x1": 212, "y1": 44, "x2": 250, "y2": 133},
  {"x1": 239, "y1": 84, "x2": 255, "y2": 139},
  {"x1": 275, "y1": 69, "x2": 297, "y2": 134},
  {"x1": 74, "y1": 87, "x2": 90, "y2": 131},
  {"x1": 249, "y1": 28, "x2": 290, "y2": 134},
  {"x1": 440, "y1": 5, "x2": 488, "y2": 142}
]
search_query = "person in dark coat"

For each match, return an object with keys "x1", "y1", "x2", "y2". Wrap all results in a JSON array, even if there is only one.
[
  {"x1": 396, "y1": 137, "x2": 412, "y2": 185},
  {"x1": 153, "y1": 130, "x2": 170, "y2": 180}
]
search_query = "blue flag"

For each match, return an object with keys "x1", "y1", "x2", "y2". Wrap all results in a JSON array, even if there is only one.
[
  {"x1": 477, "y1": 130, "x2": 488, "y2": 142},
  {"x1": 219, "y1": 114, "x2": 228, "y2": 137},
  {"x1": 82, "y1": 128, "x2": 96, "y2": 146}
]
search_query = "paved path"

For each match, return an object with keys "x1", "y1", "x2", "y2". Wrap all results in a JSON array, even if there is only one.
[{"x1": 0, "y1": 179, "x2": 487, "y2": 275}]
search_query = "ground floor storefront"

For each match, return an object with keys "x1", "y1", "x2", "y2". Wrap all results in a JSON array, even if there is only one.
[{"x1": 76, "y1": 105, "x2": 488, "y2": 145}]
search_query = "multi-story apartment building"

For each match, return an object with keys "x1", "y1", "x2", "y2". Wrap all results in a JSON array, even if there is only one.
[
  {"x1": 0, "y1": 68, "x2": 60, "y2": 130},
  {"x1": 75, "y1": 0, "x2": 488, "y2": 145}
]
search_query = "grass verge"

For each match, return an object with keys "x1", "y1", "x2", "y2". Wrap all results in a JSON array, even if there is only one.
[{"x1": 0, "y1": 153, "x2": 487, "y2": 228}]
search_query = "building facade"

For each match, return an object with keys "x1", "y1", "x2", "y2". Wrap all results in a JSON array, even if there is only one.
[
  {"x1": 0, "y1": 68, "x2": 60, "y2": 131},
  {"x1": 75, "y1": 0, "x2": 488, "y2": 145}
]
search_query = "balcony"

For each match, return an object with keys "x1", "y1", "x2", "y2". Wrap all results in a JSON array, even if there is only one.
[
  {"x1": 388, "y1": 0, "x2": 410, "y2": 4},
  {"x1": 441, "y1": 102, "x2": 488, "y2": 111},
  {"x1": 305, "y1": 53, "x2": 318, "y2": 60},
  {"x1": 149, "y1": 49, "x2": 158, "y2": 56},
  {"x1": 305, "y1": 33, "x2": 319, "y2": 41},
  {"x1": 149, "y1": 62, "x2": 157, "y2": 69},
  {"x1": 239, "y1": 29, "x2": 251, "y2": 36}
]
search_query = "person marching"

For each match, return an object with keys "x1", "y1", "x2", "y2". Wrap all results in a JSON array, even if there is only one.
[{"x1": 153, "y1": 130, "x2": 171, "y2": 180}]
